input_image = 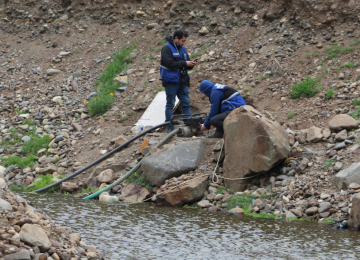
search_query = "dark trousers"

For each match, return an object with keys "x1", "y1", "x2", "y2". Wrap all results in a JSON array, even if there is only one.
[{"x1": 210, "y1": 110, "x2": 232, "y2": 134}]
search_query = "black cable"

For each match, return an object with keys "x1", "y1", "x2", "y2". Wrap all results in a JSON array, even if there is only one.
[{"x1": 34, "y1": 122, "x2": 170, "y2": 193}]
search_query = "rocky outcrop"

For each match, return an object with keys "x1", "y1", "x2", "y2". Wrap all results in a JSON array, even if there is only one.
[
  {"x1": 156, "y1": 175, "x2": 209, "y2": 206},
  {"x1": 223, "y1": 106, "x2": 290, "y2": 191},
  {"x1": 142, "y1": 140, "x2": 206, "y2": 187},
  {"x1": 335, "y1": 163, "x2": 360, "y2": 189}
]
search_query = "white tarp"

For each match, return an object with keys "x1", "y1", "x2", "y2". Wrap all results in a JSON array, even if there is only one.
[{"x1": 135, "y1": 91, "x2": 179, "y2": 128}]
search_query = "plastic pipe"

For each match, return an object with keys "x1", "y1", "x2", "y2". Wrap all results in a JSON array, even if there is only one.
[
  {"x1": 34, "y1": 122, "x2": 170, "y2": 193},
  {"x1": 83, "y1": 128, "x2": 179, "y2": 200}
]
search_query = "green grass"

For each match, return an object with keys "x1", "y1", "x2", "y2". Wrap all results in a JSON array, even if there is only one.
[
  {"x1": 287, "y1": 112, "x2": 296, "y2": 119},
  {"x1": 0, "y1": 121, "x2": 51, "y2": 168},
  {"x1": 325, "y1": 43, "x2": 340, "y2": 60},
  {"x1": 353, "y1": 99, "x2": 360, "y2": 106},
  {"x1": 81, "y1": 187, "x2": 98, "y2": 194},
  {"x1": 88, "y1": 44, "x2": 136, "y2": 116},
  {"x1": 1, "y1": 155, "x2": 38, "y2": 168},
  {"x1": 322, "y1": 159, "x2": 334, "y2": 170},
  {"x1": 290, "y1": 77, "x2": 320, "y2": 99},
  {"x1": 351, "y1": 106, "x2": 360, "y2": 120},
  {"x1": 127, "y1": 171, "x2": 153, "y2": 190},
  {"x1": 352, "y1": 39, "x2": 360, "y2": 46},
  {"x1": 148, "y1": 46, "x2": 154, "y2": 51},
  {"x1": 341, "y1": 46, "x2": 353, "y2": 54},
  {"x1": 325, "y1": 89, "x2": 335, "y2": 99},
  {"x1": 244, "y1": 88, "x2": 249, "y2": 92},
  {"x1": 340, "y1": 62, "x2": 355, "y2": 68},
  {"x1": 15, "y1": 108, "x2": 30, "y2": 115},
  {"x1": 10, "y1": 174, "x2": 58, "y2": 193}
]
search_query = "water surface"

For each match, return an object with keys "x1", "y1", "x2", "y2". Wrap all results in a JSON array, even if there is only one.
[{"x1": 23, "y1": 194, "x2": 360, "y2": 260}]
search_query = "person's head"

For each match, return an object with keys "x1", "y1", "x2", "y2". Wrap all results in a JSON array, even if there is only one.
[
  {"x1": 173, "y1": 30, "x2": 189, "y2": 47},
  {"x1": 199, "y1": 80, "x2": 215, "y2": 97}
]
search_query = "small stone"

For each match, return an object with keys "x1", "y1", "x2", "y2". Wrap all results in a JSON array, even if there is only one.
[
  {"x1": 197, "y1": 200, "x2": 212, "y2": 208},
  {"x1": 199, "y1": 27, "x2": 209, "y2": 35},
  {"x1": 318, "y1": 202, "x2": 331, "y2": 213},
  {"x1": 21, "y1": 136, "x2": 31, "y2": 142},
  {"x1": 334, "y1": 162, "x2": 343, "y2": 171},
  {"x1": 229, "y1": 208, "x2": 244, "y2": 216}
]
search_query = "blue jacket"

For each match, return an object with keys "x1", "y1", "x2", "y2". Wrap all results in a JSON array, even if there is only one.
[{"x1": 199, "y1": 80, "x2": 246, "y2": 128}]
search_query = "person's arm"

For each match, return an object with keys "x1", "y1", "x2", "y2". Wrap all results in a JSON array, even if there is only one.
[
  {"x1": 203, "y1": 90, "x2": 224, "y2": 129},
  {"x1": 161, "y1": 45, "x2": 187, "y2": 70}
]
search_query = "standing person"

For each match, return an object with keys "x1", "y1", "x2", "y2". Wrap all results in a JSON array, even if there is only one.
[
  {"x1": 160, "y1": 30, "x2": 198, "y2": 133},
  {"x1": 199, "y1": 80, "x2": 246, "y2": 138}
]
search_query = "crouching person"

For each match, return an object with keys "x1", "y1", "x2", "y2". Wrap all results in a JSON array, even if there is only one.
[{"x1": 199, "y1": 80, "x2": 246, "y2": 138}]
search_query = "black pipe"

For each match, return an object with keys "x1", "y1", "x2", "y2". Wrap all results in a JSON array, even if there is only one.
[{"x1": 34, "y1": 122, "x2": 170, "y2": 193}]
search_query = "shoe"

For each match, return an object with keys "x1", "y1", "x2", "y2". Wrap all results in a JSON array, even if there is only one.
[{"x1": 207, "y1": 132, "x2": 223, "y2": 138}]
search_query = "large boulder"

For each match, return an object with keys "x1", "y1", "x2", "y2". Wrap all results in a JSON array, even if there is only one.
[
  {"x1": 156, "y1": 175, "x2": 209, "y2": 206},
  {"x1": 328, "y1": 114, "x2": 359, "y2": 131},
  {"x1": 97, "y1": 169, "x2": 115, "y2": 183},
  {"x1": 349, "y1": 193, "x2": 360, "y2": 230},
  {"x1": 19, "y1": 224, "x2": 51, "y2": 252},
  {"x1": 119, "y1": 183, "x2": 150, "y2": 202},
  {"x1": 142, "y1": 140, "x2": 206, "y2": 187},
  {"x1": 223, "y1": 106, "x2": 290, "y2": 191},
  {"x1": 335, "y1": 162, "x2": 360, "y2": 189}
]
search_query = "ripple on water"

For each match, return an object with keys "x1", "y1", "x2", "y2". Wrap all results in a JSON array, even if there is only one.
[{"x1": 23, "y1": 194, "x2": 360, "y2": 260}]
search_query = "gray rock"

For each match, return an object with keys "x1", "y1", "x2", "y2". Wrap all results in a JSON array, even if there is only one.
[
  {"x1": 21, "y1": 136, "x2": 31, "y2": 142},
  {"x1": 0, "y1": 198, "x2": 13, "y2": 211},
  {"x1": 46, "y1": 69, "x2": 61, "y2": 76},
  {"x1": 334, "y1": 142, "x2": 347, "y2": 150},
  {"x1": 305, "y1": 207, "x2": 318, "y2": 215},
  {"x1": 334, "y1": 162, "x2": 343, "y2": 171},
  {"x1": 142, "y1": 140, "x2": 206, "y2": 186},
  {"x1": 19, "y1": 224, "x2": 51, "y2": 252},
  {"x1": 4, "y1": 251, "x2": 30, "y2": 260},
  {"x1": 285, "y1": 210, "x2": 297, "y2": 219},
  {"x1": 335, "y1": 129, "x2": 347, "y2": 141},
  {"x1": 264, "y1": 204, "x2": 272, "y2": 213},
  {"x1": 97, "y1": 169, "x2": 115, "y2": 183},
  {"x1": 295, "y1": 158, "x2": 309, "y2": 173},
  {"x1": 318, "y1": 202, "x2": 331, "y2": 213},
  {"x1": 335, "y1": 162, "x2": 360, "y2": 189},
  {"x1": 54, "y1": 135, "x2": 64, "y2": 143},
  {"x1": 208, "y1": 186, "x2": 217, "y2": 194},
  {"x1": 320, "y1": 193, "x2": 331, "y2": 200},
  {"x1": 214, "y1": 194, "x2": 224, "y2": 201}
]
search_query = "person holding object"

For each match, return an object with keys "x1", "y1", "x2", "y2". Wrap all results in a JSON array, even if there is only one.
[
  {"x1": 160, "y1": 30, "x2": 198, "y2": 133},
  {"x1": 199, "y1": 80, "x2": 246, "y2": 138}
]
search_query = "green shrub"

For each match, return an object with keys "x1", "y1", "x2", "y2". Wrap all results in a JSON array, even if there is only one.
[
  {"x1": 22, "y1": 135, "x2": 51, "y2": 157},
  {"x1": 10, "y1": 174, "x2": 58, "y2": 193},
  {"x1": 287, "y1": 112, "x2": 296, "y2": 119},
  {"x1": 325, "y1": 89, "x2": 335, "y2": 99},
  {"x1": 128, "y1": 171, "x2": 153, "y2": 190},
  {"x1": 1, "y1": 155, "x2": 37, "y2": 168},
  {"x1": 340, "y1": 62, "x2": 355, "y2": 68},
  {"x1": 352, "y1": 39, "x2": 360, "y2": 46},
  {"x1": 290, "y1": 77, "x2": 320, "y2": 99}
]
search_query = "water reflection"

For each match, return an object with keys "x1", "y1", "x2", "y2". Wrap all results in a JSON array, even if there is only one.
[{"x1": 23, "y1": 194, "x2": 360, "y2": 260}]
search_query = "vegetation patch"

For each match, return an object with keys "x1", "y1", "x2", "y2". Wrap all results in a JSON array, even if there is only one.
[
  {"x1": 290, "y1": 77, "x2": 321, "y2": 99},
  {"x1": 88, "y1": 44, "x2": 136, "y2": 116},
  {"x1": 325, "y1": 89, "x2": 335, "y2": 99},
  {"x1": 127, "y1": 171, "x2": 153, "y2": 190},
  {"x1": 9, "y1": 174, "x2": 58, "y2": 193},
  {"x1": 287, "y1": 112, "x2": 296, "y2": 120},
  {"x1": 322, "y1": 159, "x2": 334, "y2": 170}
]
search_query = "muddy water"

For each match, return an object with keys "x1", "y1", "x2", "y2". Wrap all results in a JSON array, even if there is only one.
[{"x1": 23, "y1": 194, "x2": 360, "y2": 260}]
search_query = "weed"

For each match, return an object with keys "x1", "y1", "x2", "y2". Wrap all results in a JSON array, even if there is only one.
[
  {"x1": 157, "y1": 39, "x2": 167, "y2": 45},
  {"x1": 155, "y1": 47, "x2": 162, "y2": 52},
  {"x1": 148, "y1": 46, "x2": 154, "y2": 51},
  {"x1": 353, "y1": 99, "x2": 360, "y2": 106},
  {"x1": 287, "y1": 112, "x2": 296, "y2": 119},
  {"x1": 322, "y1": 159, "x2": 334, "y2": 170},
  {"x1": 244, "y1": 88, "x2": 249, "y2": 92},
  {"x1": 335, "y1": 68, "x2": 340, "y2": 73},
  {"x1": 88, "y1": 44, "x2": 136, "y2": 116},
  {"x1": 325, "y1": 42, "x2": 340, "y2": 60},
  {"x1": 318, "y1": 61, "x2": 323, "y2": 66},
  {"x1": 22, "y1": 135, "x2": 51, "y2": 157},
  {"x1": 121, "y1": 115, "x2": 128, "y2": 121},
  {"x1": 10, "y1": 174, "x2": 58, "y2": 193},
  {"x1": 127, "y1": 171, "x2": 153, "y2": 190},
  {"x1": 133, "y1": 93, "x2": 138, "y2": 98},
  {"x1": 9, "y1": 185, "x2": 22, "y2": 191},
  {"x1": 313, "y1": 52, "x2": 319, "y2": 57},
  {"x1": 131, "y1": 111, "x2": 137, "y2": 117},
  {"x1": 75, "y1": 115, "x2": 81, "y2": 119},
  {"x1": 254, "y1": 77, "x2": 259, "y2": 80},
  {"x1": 263, "y1": 74, "x2": 269, "y2": 79},
  {"x1": 325, "y1": 89, "x2": 335, "y2": 99},
  {"x1": 341, "y1": 46, "x2": 353, "y2": 54},
  {"x1": 306, "y1": 53, "x2": 312, "y2": 58},
  {"x1": 15, "y1": 108, "x2": 30, "y2": 115},
  {"x1": 290, "y1": 77, "x2": 321, "y2": 99},
  {"x1": 183, "y1": 205, "x2": 201, "y2": 209},
  {"x1": 352, "y1": 39, "x2": 360, "y2": 46},
  {"x1": 341, "y1": 62, "x2": 355, "y2": 68},
  {"x1": 149, "y1": 54, "x2": 153, "y2": 60},
  {"x1": 157, "y1": 86, "x2": 165, "y2": 92},
  {"x1": 82, "y1": 187, "x2": 98, "y2": 194}
]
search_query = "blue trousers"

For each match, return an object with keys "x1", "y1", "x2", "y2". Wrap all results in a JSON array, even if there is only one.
[{"x1": 165, "y1": 84, "x2": 191, "y2": 130}]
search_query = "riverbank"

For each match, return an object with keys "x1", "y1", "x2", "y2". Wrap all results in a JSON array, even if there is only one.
[{"x1": 0, "y1": 183, "x2": 103, "y2": 260}]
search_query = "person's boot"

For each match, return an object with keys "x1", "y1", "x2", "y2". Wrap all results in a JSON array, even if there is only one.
[{"x1": 207, "y1": 131, "x2": 223, "y2": 138}]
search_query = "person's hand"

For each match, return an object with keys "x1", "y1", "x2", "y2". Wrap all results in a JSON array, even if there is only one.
[
  {"x1": 209, "y1": 125, "x2": 215, "y2": 130},
  {"x1": 200, "y1": 124, "x2": 208, "y2": 132},
  {"x1": 186, "y1": 61, "x2": 196, "y2": 67}
]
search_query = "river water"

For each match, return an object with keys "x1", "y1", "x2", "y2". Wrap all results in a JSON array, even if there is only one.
[{"x1": 22, "y1": 193, "x2": 360, "y2": 260}]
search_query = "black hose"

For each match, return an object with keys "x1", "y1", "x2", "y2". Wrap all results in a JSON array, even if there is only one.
[{"x1": 34, "y1": 122, "x2": 170, "y2": 193}]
